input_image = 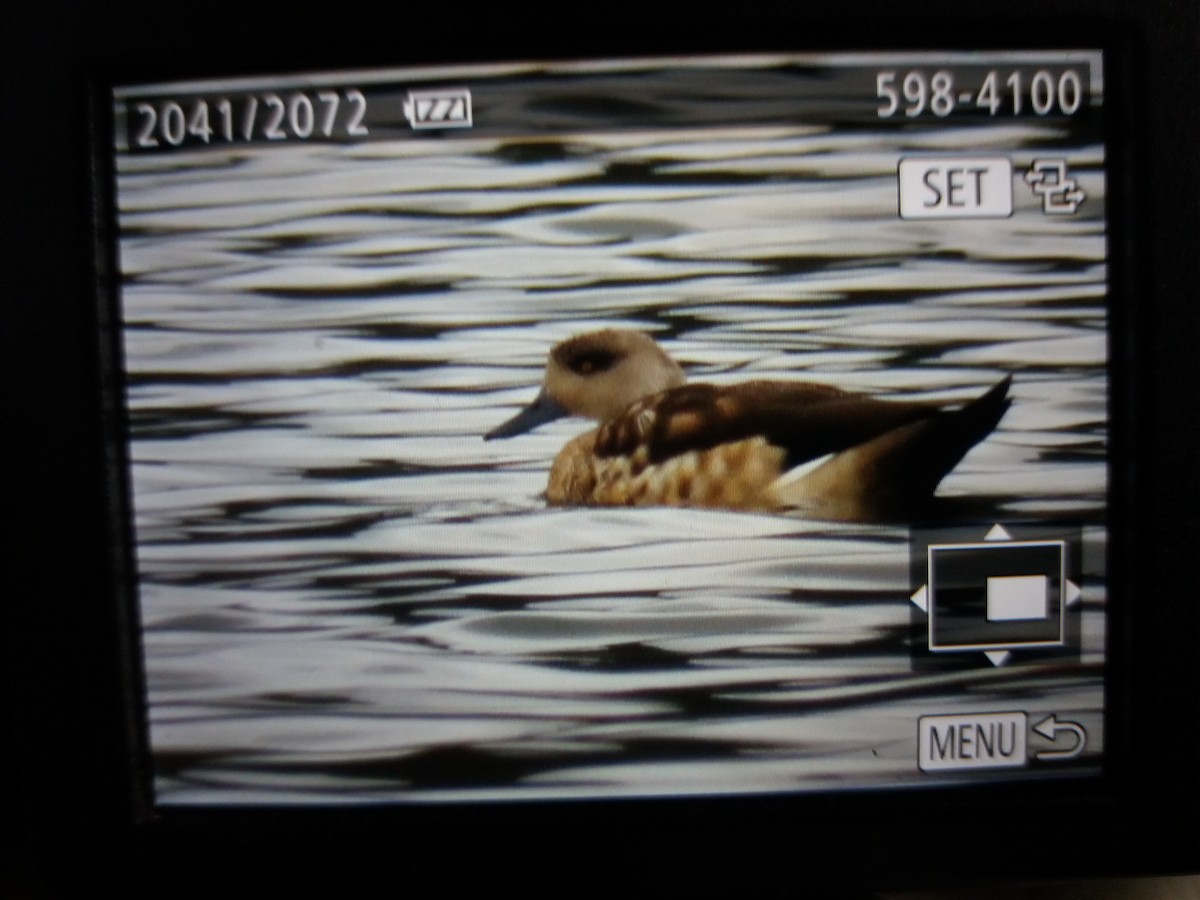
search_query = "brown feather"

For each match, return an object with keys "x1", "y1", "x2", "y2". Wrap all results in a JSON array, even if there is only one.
[{"x1": 595, "y1": 381, "x2": 941, "y2": 468}]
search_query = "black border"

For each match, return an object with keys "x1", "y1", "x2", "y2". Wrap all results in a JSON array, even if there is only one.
[{"x1": 4, "y1": 1, "x2": 1197, "y2": 895}]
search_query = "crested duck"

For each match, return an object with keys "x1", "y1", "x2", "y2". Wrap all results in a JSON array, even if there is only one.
[{"x1": 485, "y1": 329, "x2": 1011, "y2": 520}]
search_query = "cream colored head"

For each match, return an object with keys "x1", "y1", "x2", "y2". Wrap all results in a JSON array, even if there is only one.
[
  {"x1": 485, "y1": 329, "x2": 686, "y2": 440},
  {"x1": 543, "y1": 329, "x2": 686, "y2": 422}
]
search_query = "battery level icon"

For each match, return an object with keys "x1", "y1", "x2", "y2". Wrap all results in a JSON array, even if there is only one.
[{"x1": 404, "y1": 88, "x2": 473, "y2": 130}]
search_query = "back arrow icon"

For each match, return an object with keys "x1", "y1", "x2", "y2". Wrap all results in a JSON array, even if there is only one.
[{"x1": 1033, "y1": 714, "x2": 1087, "y2": 760}]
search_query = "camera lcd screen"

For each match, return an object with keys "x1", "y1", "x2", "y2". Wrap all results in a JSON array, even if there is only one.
[{"x1": 109, "y1": 50, "x2": 1108, "y2": 805}]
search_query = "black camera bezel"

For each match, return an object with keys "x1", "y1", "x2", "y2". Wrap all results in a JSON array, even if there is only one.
[{"x1": 4, "y1": 1, "x2": 1196, "y2": 893}]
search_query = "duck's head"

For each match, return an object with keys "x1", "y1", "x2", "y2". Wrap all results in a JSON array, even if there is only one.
[{"x1": 485, "y1": 329, "x2": 686, "y2": 440}]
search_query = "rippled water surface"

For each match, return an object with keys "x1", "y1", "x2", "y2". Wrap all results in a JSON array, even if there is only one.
[{"x1": 115, "y1": 86, "x2": 1108, "y2": 803}]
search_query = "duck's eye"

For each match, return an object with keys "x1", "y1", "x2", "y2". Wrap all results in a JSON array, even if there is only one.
[{"x1": 567, "y1": 349, "x2": 620, "y2": 376}]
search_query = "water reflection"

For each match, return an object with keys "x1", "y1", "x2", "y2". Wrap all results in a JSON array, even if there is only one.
[{"x1": 119, "y1": 119, "x2": 1107, "y2": 803}]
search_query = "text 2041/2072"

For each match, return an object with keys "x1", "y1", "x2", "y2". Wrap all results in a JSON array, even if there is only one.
[{"x1": 128, "y1": 88, "x2": 369, "y2": 150}]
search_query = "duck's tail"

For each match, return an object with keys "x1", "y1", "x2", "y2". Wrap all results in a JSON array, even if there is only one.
[{"x1": 768, "y1": 375, "x2": 1012, "y2": 520}]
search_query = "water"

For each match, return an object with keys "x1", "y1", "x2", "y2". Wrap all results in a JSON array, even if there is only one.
[{"x1": 115, "y1": 116, "x2": 1108, "y2": 804}]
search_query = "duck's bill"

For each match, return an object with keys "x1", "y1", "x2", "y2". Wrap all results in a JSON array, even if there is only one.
[{"x1": 485, "y1": 389, "x2": 567, "y2": 440}]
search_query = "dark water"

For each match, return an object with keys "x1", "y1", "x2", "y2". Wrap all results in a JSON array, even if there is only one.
[{"x1": 116, "y1": 94, "x2": 1108, "y2": 803}]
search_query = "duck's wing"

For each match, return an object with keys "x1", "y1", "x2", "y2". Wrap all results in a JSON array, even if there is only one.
[
  {"x1": 593, "y1": 377, "x2": 1012, "y2": 516},
  {"x1": 593, "y1": 380, "x2": 949, "y2": 466}
]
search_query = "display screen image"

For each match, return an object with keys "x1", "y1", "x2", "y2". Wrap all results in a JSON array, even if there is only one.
[{"x1": 109, "y1": 50, "x2": 1108, "y2": 805}]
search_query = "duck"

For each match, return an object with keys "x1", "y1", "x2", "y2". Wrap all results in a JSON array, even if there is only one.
[{"x1": 484, "y1": 329, "x2": 1011, "y2": 520}]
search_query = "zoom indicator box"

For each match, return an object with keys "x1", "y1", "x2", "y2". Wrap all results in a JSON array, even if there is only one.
[
  {"x1": 910, "y1": 524, "x2": 1083, "y2": 666},
  {"x1": 928, "y1": 539, "x2": 1065, "y2": 651}
]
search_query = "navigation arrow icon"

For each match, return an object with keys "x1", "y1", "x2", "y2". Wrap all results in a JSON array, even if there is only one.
[
  {"x1": 1066, "y1": 579, "x2": 1083, "y2": 607},
  {"x1": 1033, "y1": 714, "x2": 1087, "y2": 760},
  {"x1": 911, "y1": 585, "x2": 928, "y2": 613}
]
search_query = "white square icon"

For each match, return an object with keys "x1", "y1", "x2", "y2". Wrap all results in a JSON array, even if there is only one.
[{"x1": 986, "y1": 574, "x2": 1048, "y2": 622}]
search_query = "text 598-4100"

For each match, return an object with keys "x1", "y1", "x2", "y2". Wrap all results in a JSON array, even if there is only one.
[
  {"x1": 876, "y1": 69, "x2": 1087, "y2": 118},
  {"x1": 127, "y1": 89, "x2": 369, "y2": 150}
]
